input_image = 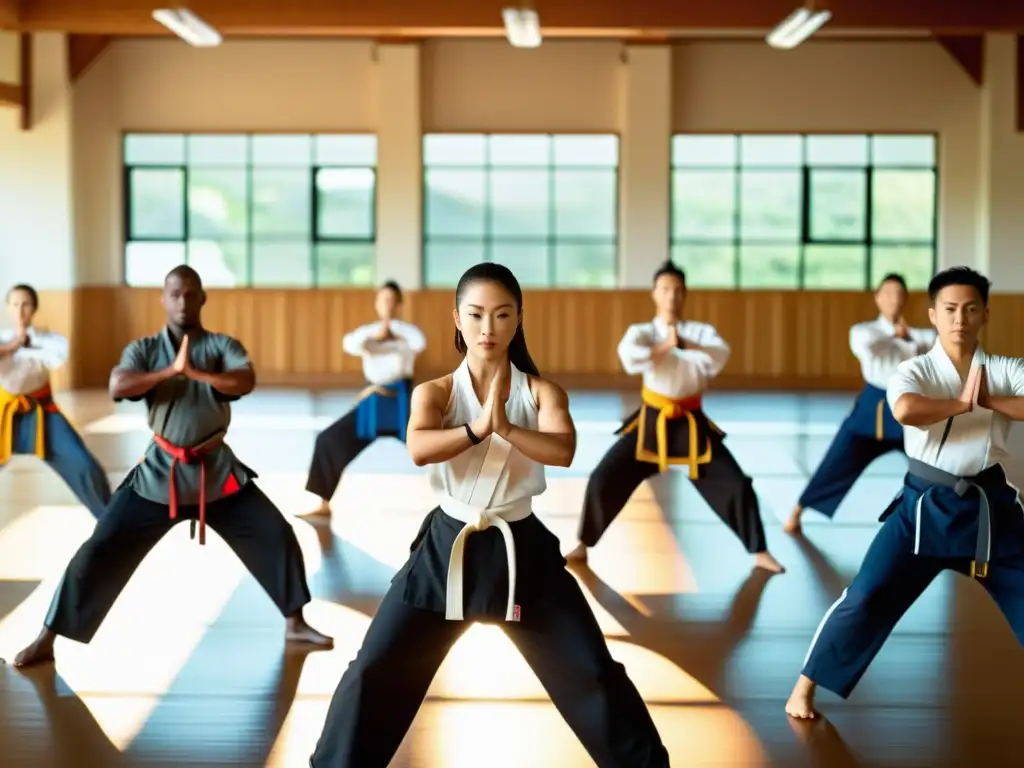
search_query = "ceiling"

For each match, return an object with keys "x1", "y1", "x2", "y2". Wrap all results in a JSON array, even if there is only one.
[{"x1": 1, "y1": 0, "x2": 1022, "y2": 39}]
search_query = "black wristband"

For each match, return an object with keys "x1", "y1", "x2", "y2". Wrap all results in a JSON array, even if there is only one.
[{"x1": 464, "y1": 423, "x2": 482, "y2": 445}]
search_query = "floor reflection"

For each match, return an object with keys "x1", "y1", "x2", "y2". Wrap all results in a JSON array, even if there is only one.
[{"x1": 1, "y1": 388, "x2": 1023, "y2": 766}]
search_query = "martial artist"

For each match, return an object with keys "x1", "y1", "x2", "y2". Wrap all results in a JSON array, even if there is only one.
[
  {"x1": 11, "y1": 265, "x2": 331, "y2": 667},
  {"x1": 302, "y1": 280, "x2": 426, "y2": 517},
  {"x1": 310, "y1": 262, "x2": 669, "y2": 767},
  {"x1": 786, "y1": 273, "x2": 936, "y2": 534},
  {"x1": 566, "y1": 260, "x2": 784, "y2": 573},
  {"x1": 0, "y1": 283, "x2": 110, "y2": 518},
  {"x1": 788, "y1": 266, "x2": 1024, "y2": 718}
]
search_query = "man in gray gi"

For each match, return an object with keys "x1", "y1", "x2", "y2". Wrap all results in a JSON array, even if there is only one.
[{"x1": 8, "y1": 265, "x2": 332, "y2": 667}]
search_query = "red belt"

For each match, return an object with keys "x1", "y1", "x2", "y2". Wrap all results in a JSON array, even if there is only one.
[
  {"x1": 17, "y1": 383, "x2": 59, "y2": 411},
  {"x1": 152, "y1": 432, "x2": 226, "y2": 546}
]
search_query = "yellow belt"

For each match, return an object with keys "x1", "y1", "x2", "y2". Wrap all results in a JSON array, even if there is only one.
[
  {"x1": 875, "y1": 399, "x2": 884, "y2": 441},
  {"x1": 636, "y1": 387, "x2": 708, "y2": 477},
  {"x1": 0, "y1": 386, "x2": 49, "y2": 465}
]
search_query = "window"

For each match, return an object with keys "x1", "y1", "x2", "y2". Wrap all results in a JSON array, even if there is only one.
[
  {"x1": 422, "y1": 134, "x2": 619, "y2": 288},
  {"x1": 123, "y1": 133, "x2": 377, "y2": 287},
  {"x1": 670, "y1": 134, "x2": 937, "y2": 290}
]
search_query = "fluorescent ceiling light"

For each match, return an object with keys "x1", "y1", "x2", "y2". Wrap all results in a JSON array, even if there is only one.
[
  {"x1": 766, "y1": 7, "x2": 831, "y2": 50},
  {"x1": 152, "y1": 8, "x2": 223, "y2": 47},
  {"x1": 502, "y1": 8, "x2": 542, "y2": 49}
]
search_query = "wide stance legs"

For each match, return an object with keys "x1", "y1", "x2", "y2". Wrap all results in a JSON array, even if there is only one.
[
  {"x1": 787, "y1": 511, "x2": 1024, "y2": 717},
  {"x1": 311, "y1": 569, "x2": 669, "y2": 767}
]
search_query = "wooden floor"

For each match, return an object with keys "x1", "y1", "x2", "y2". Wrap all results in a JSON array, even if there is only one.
[{"x1": 2, "y1": 388, "x2": 1023, "y2": 767}]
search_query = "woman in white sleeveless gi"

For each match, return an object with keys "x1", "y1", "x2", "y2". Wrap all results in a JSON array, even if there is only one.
[{"x1": 310, "y1": 263, "x2": 669, "y2": 767}]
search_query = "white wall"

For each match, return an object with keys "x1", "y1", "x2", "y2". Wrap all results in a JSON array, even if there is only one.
[
  {"x1": 672, "y1": 41, "x2": 981, "y2": 276},
  {"x1": 0, "y1": 32, "x2": 76, "y2": 291},
  {"x1": 18, "y1": 36, "x2": 1009, "y2": 289}
]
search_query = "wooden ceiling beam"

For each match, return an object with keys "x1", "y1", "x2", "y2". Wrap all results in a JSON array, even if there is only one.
[
  {"x1": 0, "y1": 0, "x2": 18, "y2": 30},
  {"x1": 934, "y1": 34, "x2": 985, "y2": 86},
  {"x1": 0, "y1": 81, "x2": 19, "y2": 107},
  {"x1": 19, "y1": 31, "x2": 29, "y2": 129},
  {"x1": 0, "y1": 32, "x2": 29, "y2": 132},
  {"x1": 68, "y1": 34, "x2": 111, "y2": 82},
  {"x1": 13, "y1": 0, "x2": 1024, "y2": 36},
  {"x1": 1017, "y1": 35, "x2": 1024, "y2": 132}
]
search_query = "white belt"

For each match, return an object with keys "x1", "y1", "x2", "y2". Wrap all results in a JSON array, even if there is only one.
[{"x1": 441, "y1": 494, "x2": 532, "y2": 622}]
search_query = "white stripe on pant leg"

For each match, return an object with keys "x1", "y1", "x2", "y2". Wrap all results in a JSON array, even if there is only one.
[
  {"x1": 803, "y1": 587, "x2": 849, "y2": 668},
  {"x1": 914, "y1": 495, "x2": 923, "y2": 555}
]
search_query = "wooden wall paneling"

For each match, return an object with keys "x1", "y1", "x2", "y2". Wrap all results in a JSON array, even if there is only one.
[
  {"x1": 736, "y1": 292, "x2": 758, "y2": 376},
  {"x1": 34, "y1": 289, "x2": 73, "y2": 391},
  {"x1": 251, "y1": 291, "x2": 290, "y2": 374},
  {"x1": 123, "y1": 289, "x2": 164, "y2": 343},
  {"x1": 72, "y1": 286, "x2": 115, "y2": 388},
  {"x1": 324, "y1": 293, "x2": 348, "y2": 374},
  {"x1": 202, "y1": 290, "x2": 255, "y2": 362},
  {"x1": 526, "y1": 290, "x2": 558, "y2": 373},
  {"x1": 984, "y1": 294, "x2": 1024, "y2": 355},
  {"x1": 55, "y1": 288, "x2": 1024, "y2": 393},
  {"x1": 408, "y1": 290, "x2": 462, "y2": 374},
  {"x1": 819, "y1": 292, "x2": 864, "y2": 377},
  {"x1": 291, "y1": 290, "x2": 329, "y2": 376},
  {"x1": 768, "y1": 293, "x2": 794, "y2": 377}
]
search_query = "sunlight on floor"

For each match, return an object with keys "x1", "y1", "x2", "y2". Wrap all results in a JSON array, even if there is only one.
[
  {"x1": 0, "y1": 513, "x2": 252, "y2": 751},
  {"x1": 417, "y1": 700, "x2": 770, "y2": 768},
  {"x1": 0, "y1": 389, "x2": 787, "y2": 766},
  {"x1": 0, "y1": 505, "x2": 97, "y2": 580},
  {"x1": 432, "y1": 623, "x2": 720, "y2": 703}
]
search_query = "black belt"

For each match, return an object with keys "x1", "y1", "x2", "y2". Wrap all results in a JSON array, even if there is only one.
[{"x1": 906, "y1": 457, "x2": 990, "y2": 578}]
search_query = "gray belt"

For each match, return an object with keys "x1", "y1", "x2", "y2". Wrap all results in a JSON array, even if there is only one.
[{"x1": 907, "y1": 458, "x2": 991, "y2": 578}]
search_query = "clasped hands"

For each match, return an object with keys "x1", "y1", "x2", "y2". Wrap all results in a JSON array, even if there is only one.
[
  {"x1": 167, "y1": 335, "x2": 200, "y2": 379},
  {"x1": 7, "y1": 326, "x2": 32, "y2": 351},
  {"x1": 958, "y1": 363, "x2": 991, "y2": 411},
  {"x1": 374, "y1": 319, "x2": 396, "y2": 342},
  {"x1": 651, "y1": 325, "x2": 686, "y2": 364},
  {"x1": 469, "y1": 365, "x2": 512, "y2": 440}
]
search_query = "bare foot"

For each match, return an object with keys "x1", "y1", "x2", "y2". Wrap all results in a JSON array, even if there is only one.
[
  {"x1": 285, "y1": 613, "x2": 333, "y2": 647},
  {"x1": 13, "y1": 628, "x2": 57, "y2": 667},
  {"x1": 785, "y1": 675, "x2": 819, "y2": 719},
  {"x1": 297, "y1": 499, "x2": 331, "y2": 519},
  {"x1": 784, "y1": 505, "x2": 803, "y2": 535},
  {"x1": 754, "y1": 551, "x2": 786, "y2": 573},
  {"x1": 565, "y1": 542, "x2": 588, "y2": 562}
]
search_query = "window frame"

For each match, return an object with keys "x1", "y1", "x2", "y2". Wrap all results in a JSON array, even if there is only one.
[
  {"x1": 421, "y1": 132, "x2": 621, "y2": 288},
  {"x1": 669, "y1": 133, "x2": 939, "y2": 290},
  {"x1": 121, "y1": 132, "x2": 379, "y2": 288}
]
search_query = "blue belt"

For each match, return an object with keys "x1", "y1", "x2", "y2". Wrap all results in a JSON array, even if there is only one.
[{"x1": 355, "y1": 379, "x2": 412, "y2": 442}]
